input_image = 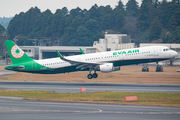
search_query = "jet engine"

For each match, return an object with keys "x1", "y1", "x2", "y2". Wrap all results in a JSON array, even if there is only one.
[{"x1": 99, "y1": 63, "x2": 121, "y2": 73}]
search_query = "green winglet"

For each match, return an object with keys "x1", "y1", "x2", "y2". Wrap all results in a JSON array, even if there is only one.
[
  {"x1": 79, "y1": 48, "x2": 85, "y2": 54},
  {"x1": 56, "y1": 50, "x2": 63, "y2": 58}
]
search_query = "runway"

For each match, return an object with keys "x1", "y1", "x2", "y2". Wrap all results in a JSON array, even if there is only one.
[
  {"x1": 1, "y1": 74, "x2": 180, "y2": 120},
  {"x1": 0, "y1": 81, "x2": 180, "y2": 93},
  {"x1": 0, "y1": 97, "x2": 180, "y2": 120}
]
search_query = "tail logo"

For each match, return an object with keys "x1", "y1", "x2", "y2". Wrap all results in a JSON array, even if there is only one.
[{"x1": 11, "y1": 45, "x2": 24, "y2": 58}]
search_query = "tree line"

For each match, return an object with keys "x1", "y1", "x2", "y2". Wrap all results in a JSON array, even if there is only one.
[
  {"x1": 0, "y1": 17, "x2": 13, "y2": 29},
  {"x1": 6, "y1": 0, "x2": 180, "y2": 46}
]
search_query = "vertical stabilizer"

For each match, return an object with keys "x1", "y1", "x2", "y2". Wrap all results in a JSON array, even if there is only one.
[{"x1": 4, "y1": 40, "x2": 33, "y2": 64}]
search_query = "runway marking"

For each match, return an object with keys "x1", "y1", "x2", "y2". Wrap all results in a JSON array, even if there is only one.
[
  {"x1": 0, "y1": 109, "x2": 179, "y2": 114},
  {"x1": 115, "y1": 112, "x2": 180, "y2": 114},
  {"x1": 0, "y1": 109, "x2": 101, "y2": 113}
]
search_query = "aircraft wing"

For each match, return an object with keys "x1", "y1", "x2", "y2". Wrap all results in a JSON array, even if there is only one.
[{"x1": 56, "y1": 51, "x2": 100, "y2": 70}]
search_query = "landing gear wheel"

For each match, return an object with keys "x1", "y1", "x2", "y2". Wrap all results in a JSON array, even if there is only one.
[
  {"x1": 87, "y1": 74, "x2": 93, "y2": 79},
  {"x1": 92, "y1": 73, "x2": 98, "y2": 78}
]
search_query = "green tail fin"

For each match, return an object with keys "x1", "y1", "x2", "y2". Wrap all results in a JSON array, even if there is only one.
[{"x1": 4, "y1": 40, "x2": 33, "y2": 64}]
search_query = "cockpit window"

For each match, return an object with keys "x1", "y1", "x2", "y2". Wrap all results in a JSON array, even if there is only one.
[{"x1": 163, "y1": 48, "x2": 170, "y2": 51}]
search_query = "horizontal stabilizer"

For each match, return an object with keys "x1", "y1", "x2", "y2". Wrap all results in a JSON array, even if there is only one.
[
  {"x1": 10, "y1": 66, "x2": 24, "y2": 69},
  {"x1": 5, "y1": 65, "x2": 24, "y2": 70}
]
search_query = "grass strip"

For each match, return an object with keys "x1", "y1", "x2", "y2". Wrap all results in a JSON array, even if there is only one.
[
  {"x1": 0, "y1": 90, "x2": 180, "y2": 107},
  {"x1": 0, "y1": 66, "x2": 5, "y2": 71}
]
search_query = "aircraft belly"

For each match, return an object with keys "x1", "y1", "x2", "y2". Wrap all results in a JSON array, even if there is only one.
[
  {"x1": 19, "y1": 66, "x2": 83, "y2": 74},
  {"x1": 113, "y1": 58, "x2": 169, "y2": 66}
]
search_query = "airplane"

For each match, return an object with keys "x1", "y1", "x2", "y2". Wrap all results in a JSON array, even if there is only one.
[{"x1": 4, "y1": 40, "x2": 178, "y2": 79}]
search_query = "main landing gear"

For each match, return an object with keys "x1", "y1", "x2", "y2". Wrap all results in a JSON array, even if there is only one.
[{"x1": 87, "y1": 70, "x2": 98, "y2": 79}]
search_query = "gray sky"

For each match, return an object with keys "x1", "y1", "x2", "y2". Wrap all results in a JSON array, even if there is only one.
[{"x1": 0, "y1": 0, "x2": 143, "y2": 17}]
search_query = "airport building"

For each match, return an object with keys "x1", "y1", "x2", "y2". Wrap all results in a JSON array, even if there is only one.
[
  {"x1": 19, "y1": 34, "x2": 134, "y2": 60},
  {"x1": 20, "y1": 46, "x2": 96, "y2": 60},
  {"x1": 93, "y1": 34, "x2": 135, "y2": 52}
]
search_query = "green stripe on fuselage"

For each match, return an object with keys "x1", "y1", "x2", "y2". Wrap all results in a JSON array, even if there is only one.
[{"x1": 113, "y1": 49, "x2": 139, "y2": 55}]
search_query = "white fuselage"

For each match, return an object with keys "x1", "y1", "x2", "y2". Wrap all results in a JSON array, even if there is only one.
[{"x1": 35, "y1": 46, "x2": 177, "y2": 69}]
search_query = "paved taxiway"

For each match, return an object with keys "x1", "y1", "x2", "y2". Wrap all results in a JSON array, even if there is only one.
[
  {"x1": 0, "y1": 97, "x2": 180, "y2": 120},
  {"x1": 0, "y1": 71, "x2": 16, "y2": 77},
  {"x1": 0, "y1": 81, "x2": 180, "y2": 93}
]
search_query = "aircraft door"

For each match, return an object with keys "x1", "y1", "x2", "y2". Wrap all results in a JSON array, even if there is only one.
[
  {"x1": 153, "y1": 47, "x2": 159, "y2": 56},
  {"x1": 119, "y1": 54, "x2": 124, "y2": 60},
  {"x1": 32, "y1": 62, "x2": 36, "y2": 70}
]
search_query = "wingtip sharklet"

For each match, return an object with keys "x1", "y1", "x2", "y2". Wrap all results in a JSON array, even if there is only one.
[
  {"x1": 56, "y1": 50, "x2": 63, "y2": 58},
  {"x1": 79, "y1": 48, "x2": 85, "y2": 54}
]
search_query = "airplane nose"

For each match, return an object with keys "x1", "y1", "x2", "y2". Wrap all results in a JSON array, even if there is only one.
[{"x1": 174, "y1": 51, "x2": 178, "y2": 57}]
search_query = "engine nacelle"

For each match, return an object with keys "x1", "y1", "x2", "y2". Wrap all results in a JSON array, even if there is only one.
[{"x1": 100, "y1": 63, "x2": 121, "y2": 73}]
